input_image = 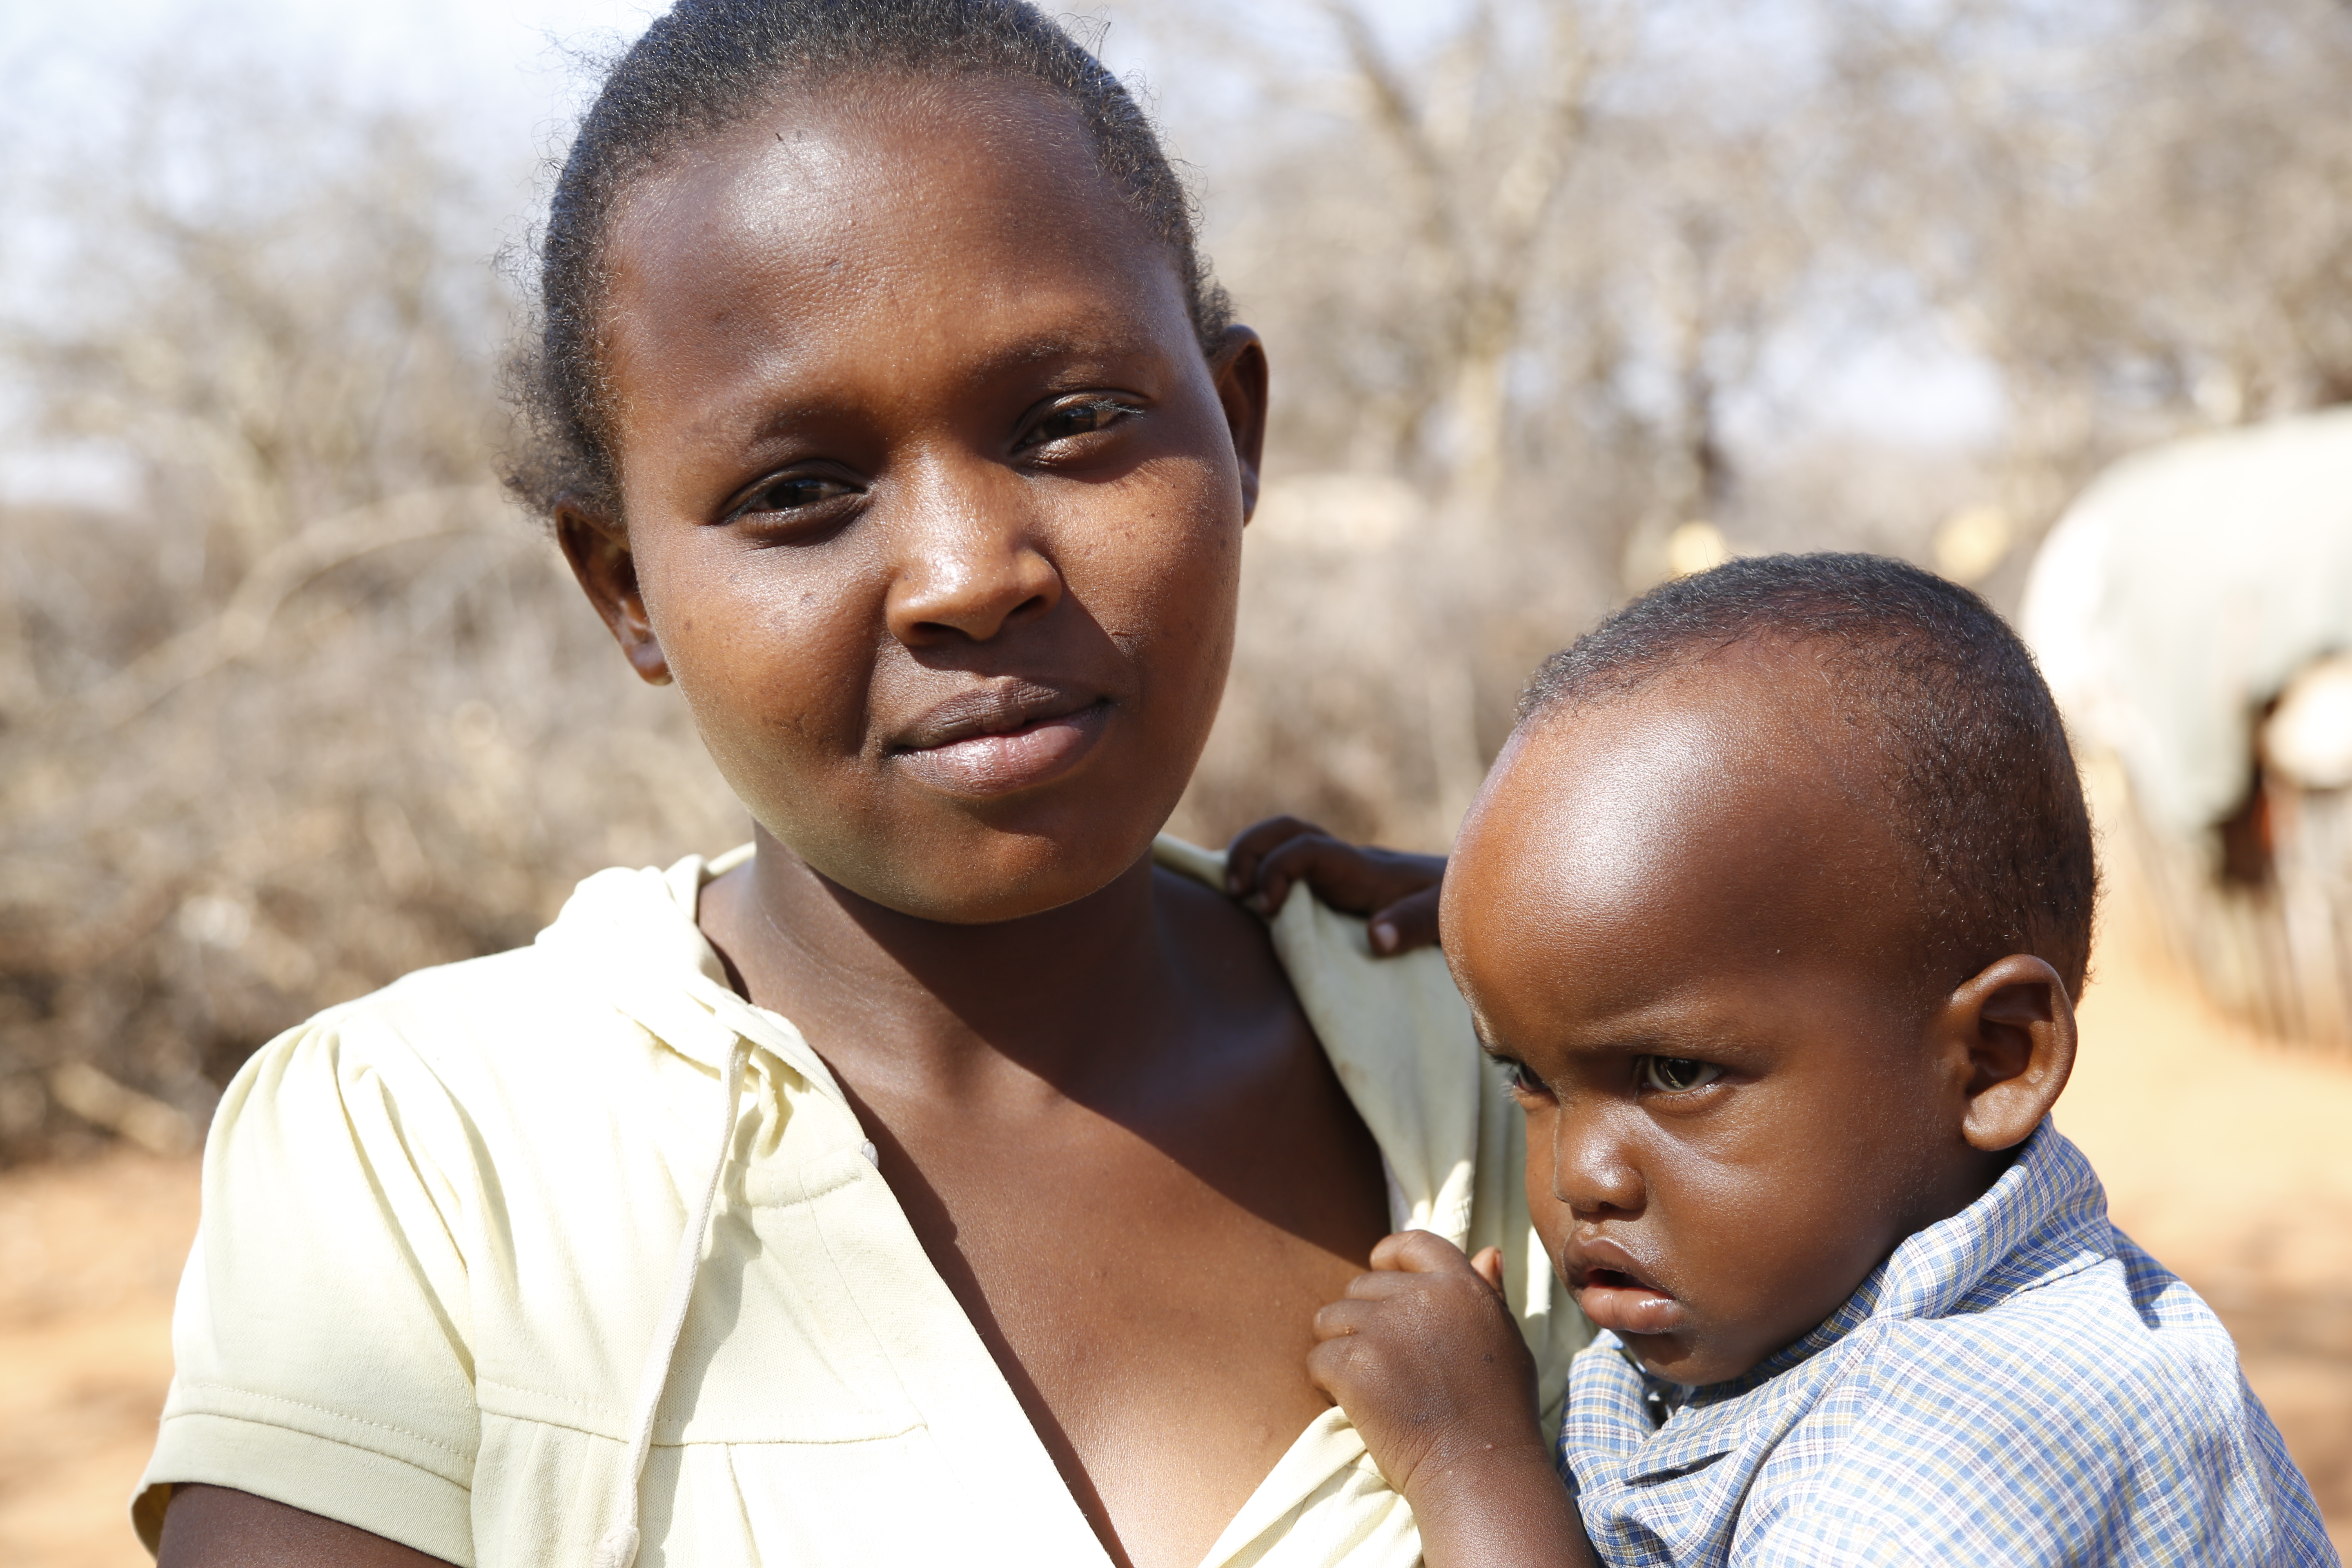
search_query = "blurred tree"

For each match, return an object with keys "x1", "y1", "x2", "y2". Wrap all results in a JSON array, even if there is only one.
[
  {"x1": 7, "y1": 87, "x2": 506, "y2": 577},
  {"x1": 1305, "y1": 0, "x2": 1613, "y2": 532},
  {"x1": 1150, "y1": 0, "x2": 1826, "y2": 845},
  {"x1": 0, "y1": 65, "x2": 743, "y2": 1164},
  {"x1": 8, "y1": 2, "x2": 2352, "y2": 1156},
  {"x1": 1825, "y1": 0, "x2": 2352, "y2": 522}
]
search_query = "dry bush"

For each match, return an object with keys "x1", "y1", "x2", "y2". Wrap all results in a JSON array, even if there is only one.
[
  {"x1": 0, "y1": 74, "x2": 743, "y2": 1165},
  {"x1": 1823, "y1": 0, "x2": 2352, "y2": 518},
  {"x1": 1168, "y1": 0, "x2": 2352, "y2": 846},
  {"x1": 7, "y1": 4, "x2": 2351, "y2": 1158},
  {"x1": 1162, "y1": 0, "x2": 1833, "y2": 847}
]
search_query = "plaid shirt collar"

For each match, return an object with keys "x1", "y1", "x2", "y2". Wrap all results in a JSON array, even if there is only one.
[{"x1": 1564, "y1": 1118, "x2": 2111, "y2": 1489}]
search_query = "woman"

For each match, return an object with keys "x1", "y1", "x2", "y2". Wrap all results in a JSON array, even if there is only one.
[{"x1": 140, "y1": 4, "x2": 1581, "y2": 1564}]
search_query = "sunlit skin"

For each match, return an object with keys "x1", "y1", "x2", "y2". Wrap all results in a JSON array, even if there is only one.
[
  {"x1": 160, "y1": 77, "x2": 1390, "y2": 1568},
  {"x1": 588, "y1": 79, "x2": 1247, "y2": 919},
  {"x1": 1296, "y1": 637, "x2": 2076, "y2": 1567},
  {"x1": 1456, "y1": 647, "x2": 2048, "y2": 1382}
]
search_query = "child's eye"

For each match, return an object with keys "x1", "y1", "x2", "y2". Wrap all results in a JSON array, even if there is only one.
[
  {"x1": 1492, "y1": 1056, "x2": 1548, "y2": 1098},
  {"x1": 732, "y1": 473, "x2": 859, "y2": 517},
  {"x1": 1021, "y1": 396, "x2": 1141, "y2": 450},
  {"x1": 1638, "y1": 1056, "x2": 1723, "y2": 1095}
]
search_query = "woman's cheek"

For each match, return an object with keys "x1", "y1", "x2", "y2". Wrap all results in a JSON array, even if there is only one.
[
  {"x1": 660, "y1": 567, "x2": 876, "y2": 805},
  {"x1": 1056, "y1": 479, "x2": 1234, "y2": 697},
  {"x1": 1131, "y1": 469, "x2": 1244, "y2": 666}
]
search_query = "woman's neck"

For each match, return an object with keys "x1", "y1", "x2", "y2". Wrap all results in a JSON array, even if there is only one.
[{"x1": 699, "y1": 826, "x2": 1192, "y2": 1097}]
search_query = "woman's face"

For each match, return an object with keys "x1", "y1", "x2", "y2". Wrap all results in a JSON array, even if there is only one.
[{"x1": 566, "y1": 77, "x2": 1265, "y2": 922}]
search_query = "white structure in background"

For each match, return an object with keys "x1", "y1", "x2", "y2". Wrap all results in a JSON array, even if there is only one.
[{"x1": 2020, "y1": 408, "x2": 2352, "y2": 1046}]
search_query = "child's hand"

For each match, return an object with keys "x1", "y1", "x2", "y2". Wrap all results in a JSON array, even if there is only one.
[
  {"x1": 1224, "y1": 817, "x2": 1446, "y2": 956},
  {"x1": 1309, "y1": 1232, "x2": 1546, "y2": 1495},
  {"x1": 1310, "y1": 1233, "x2": 1595, "y2": 1566}
]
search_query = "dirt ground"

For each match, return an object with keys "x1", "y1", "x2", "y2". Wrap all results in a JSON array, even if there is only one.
[{"x1": 2, "y1": 863, "x2": 2348, "y2": 1563}]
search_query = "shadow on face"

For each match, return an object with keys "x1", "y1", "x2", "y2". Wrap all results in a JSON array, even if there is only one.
[
  {"x1": 1441, "y1": 640, "x2": 2009, "y2": 1384},
  {"x1": 561, "y1": 74, "x2": 1267, "y2": 922}
]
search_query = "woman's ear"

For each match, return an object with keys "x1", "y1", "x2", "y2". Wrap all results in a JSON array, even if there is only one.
[
  {"x1": 1938, "y1": 953, "x2": 2077, "y2": 1152},
  {"x1": 1208, "y1": 325, "x2": 1269, "y2": 523},
  {"x1": 555, "y1": 497, "x2": 672, "y2": 686}
]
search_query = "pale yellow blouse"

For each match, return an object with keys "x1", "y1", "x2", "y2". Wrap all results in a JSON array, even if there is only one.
[{"x1": 137, "y1": 838, "x2": 1587, "y2": 1567}]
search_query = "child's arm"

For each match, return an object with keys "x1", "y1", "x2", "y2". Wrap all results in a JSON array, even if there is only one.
[
  {"x1": 1225, "y1": 817, "x2": 1446, "y2": 956},
  {"x1": 1309, "y1": 1232, "x2": 1599, "y2": 1568}
]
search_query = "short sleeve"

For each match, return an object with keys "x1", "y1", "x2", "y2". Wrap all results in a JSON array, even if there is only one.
[{"x1": 134, "y1": 1010, "x2": 484, "y2": 1566}]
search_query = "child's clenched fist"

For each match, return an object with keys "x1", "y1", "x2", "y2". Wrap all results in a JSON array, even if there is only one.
[{"x1": 1309, "y1": 1232, "x2": 1597, "y2": 1567}]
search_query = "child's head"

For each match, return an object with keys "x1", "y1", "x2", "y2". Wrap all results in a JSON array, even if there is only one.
[
  {"x1": 506, "y1": 1, "x2": 1266, "y2": 922},
  {"x1": 1443, "y1": 554, "x2": 2096, "y2": 1386}
]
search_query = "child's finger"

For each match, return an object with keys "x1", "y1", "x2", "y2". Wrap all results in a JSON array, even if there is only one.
[
  {"x1": 1312, "y1": 1295, "x2": 1383, "y2": 1342},
  {"x1": 1368, "y1": 884, "x2": 1444, "y2": 957},
  {"x1": 1256, "y1": 832, "x2": 1436, "y2": 919},
  {"x1": 1369, "y1": 1228, "x2": 1474, "y2": 1275},
  {"x1": 1340, "y1": 1267, "x2": 1425, "y2": 1301},
  {"x1": 1242, "y1": 833, "x2": 1369, "y2": 917},
  {"x1": 1223, "y1": 815, "x2": 1328, "y2": 897},
  {"x1": 1469, "y1": 1245, "x2": 1507, "y2": 1294},
  {"x1": 1306, "y1": 1332, "x2": 1374, "y2": 1403}
]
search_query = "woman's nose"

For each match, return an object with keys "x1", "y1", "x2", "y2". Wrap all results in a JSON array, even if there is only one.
[
  {"x1": 1552, "y1": 1105, "x2": 1645, "y2": 1217},
  {"x1": 882, "y1": 468, "x2": 1062, "y2": 646}
]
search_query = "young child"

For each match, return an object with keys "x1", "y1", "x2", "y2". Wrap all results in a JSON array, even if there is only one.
[{"x1": 1237, "y1": 555, "x2": 2337, "y2": 1566}]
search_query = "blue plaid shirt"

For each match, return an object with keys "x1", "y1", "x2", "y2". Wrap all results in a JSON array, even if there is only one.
[{"x1": 1559, "y1": 1122, "x2": 2337, "y2": 1566}]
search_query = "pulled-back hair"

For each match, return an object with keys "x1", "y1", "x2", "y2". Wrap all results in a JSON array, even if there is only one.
[
  {"x1": 1521, "y1": 553, "x2": 2097, "y2": 999},
  {"x1": 504, "y1": 0, "x2": 1232, "y2": 523}
]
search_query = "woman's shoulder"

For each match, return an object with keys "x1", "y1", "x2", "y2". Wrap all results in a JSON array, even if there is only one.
[
  {"x1": 214, "y1": 851, "x2": 742, "y2": 1156},
  {"x1": 1152, "y1": 834, "x2": 1462, "y2": 1012},
  {"x1": 1151, "y1": 834, "x2": 1490, "y2": 1216},
  {"x1": 1157, "y1": 834, "x2": 1589, "y2": 1396},
  {"x1": 249, "y1": 940, "x2": 580, "y2": 1079}
]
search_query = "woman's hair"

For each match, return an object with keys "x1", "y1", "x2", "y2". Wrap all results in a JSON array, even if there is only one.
[{"x1": 504, "y1": 0, "x2": 1232, "y2": 524}]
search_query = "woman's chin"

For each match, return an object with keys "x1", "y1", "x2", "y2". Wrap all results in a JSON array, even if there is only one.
[{"x1": 773, "y1": 813, "x2": 1165, "y2": 927}]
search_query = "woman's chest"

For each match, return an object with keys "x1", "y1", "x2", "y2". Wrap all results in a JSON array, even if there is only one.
[
  {"x1": 904, "y1": 1125, "x2": 1387, "y2": 1566},
  {"x1": 846, "y1": 1044, "x2": 1392, "y2": 1568},
  {"x1": 458, "y1": 1059, "x2": 1395, "y2": 1568},
  {"x1": 464, "y1": 1128, "x2": 1103, "y2": 1564}
]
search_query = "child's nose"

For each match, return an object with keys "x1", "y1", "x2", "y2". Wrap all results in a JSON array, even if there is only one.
[
  {"x1": 882, "y1": 472, "x2": 1062, "y2": 646},
  {"x1": 1552, "y1": 1112, "x2": 1645, "y2": 1216}
]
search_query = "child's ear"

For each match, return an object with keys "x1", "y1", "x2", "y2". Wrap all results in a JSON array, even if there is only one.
[
  {"x1": 555, "y1": 497, "x2": 672, "y2": 687},
  {"x1": 1937, "y1": 953, "x2": 2077, "y2": 1152},
  {"x1": 1207, "y1": 325, "x2": 1269, "y2": 523}
]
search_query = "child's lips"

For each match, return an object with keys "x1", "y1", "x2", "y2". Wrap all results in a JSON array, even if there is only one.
[{"x1": 1569, "y1": 1254, "x2": 1686, "y2": 1337}]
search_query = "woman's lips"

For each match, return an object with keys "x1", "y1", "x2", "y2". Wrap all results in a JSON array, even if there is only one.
[
  {"x1": 1570, "y1": 1256, "x2": 1687, "y2": 1337},
  {"x1": 889, "y1": 695, "x2": 1110, "y2": 796}
]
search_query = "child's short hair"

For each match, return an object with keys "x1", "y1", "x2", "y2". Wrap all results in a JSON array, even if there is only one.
[
  {"x1": 1520, "y1": 553, "x2": 2097, "y2": 1000},
  {"x1": 508, "y1": 0, "x2": 1232, "y2": 523}
]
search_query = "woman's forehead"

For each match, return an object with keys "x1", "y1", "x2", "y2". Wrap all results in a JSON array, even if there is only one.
[
  {"x1": 596, "y1": 78, "x2": 1196, "y2": 431},
  {"x1": 608, "y1": 81, "x2": 1180, "y2": 333},
  {"x1": 629, "y1": 77, "x2": 1094, "y2": 220}
]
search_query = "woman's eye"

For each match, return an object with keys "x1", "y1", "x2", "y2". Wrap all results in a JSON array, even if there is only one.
[
  {"x1": 1639, "y1": 1056, "x2": 1723, "y2": 1095},
  {"x1": 1024, "y1": 397, "x2": 1140, "y2": 448},
  {"x1": 735, "y1": 474, "x2": 857, "y2": 516}
]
